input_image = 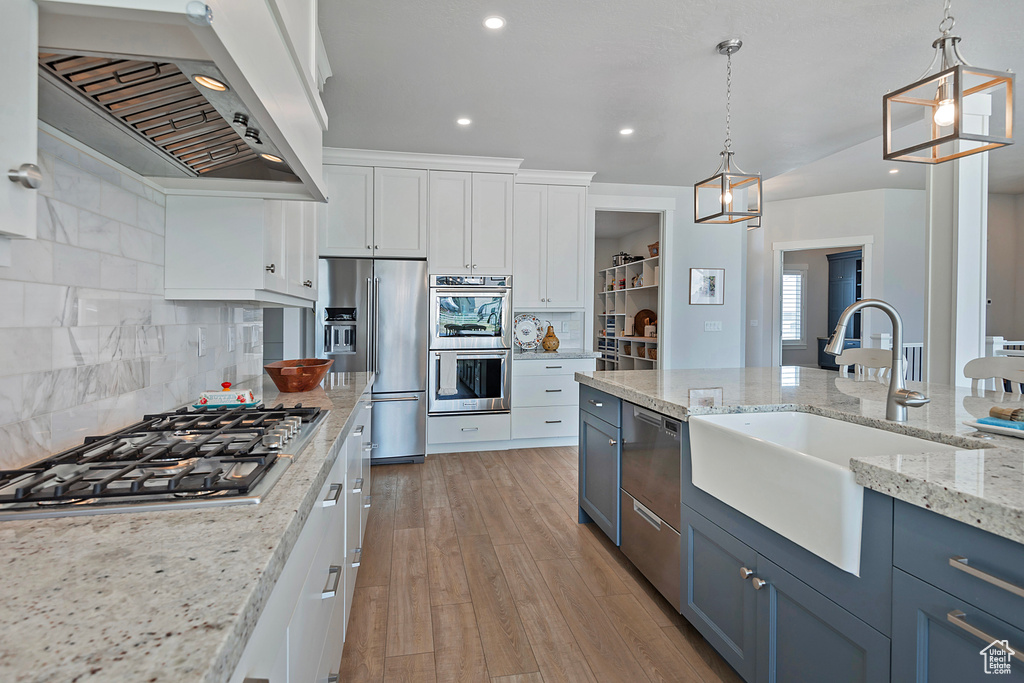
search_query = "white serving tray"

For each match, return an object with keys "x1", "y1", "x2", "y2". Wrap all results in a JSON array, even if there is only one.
[{"x1": 963, "y1": 420, "x2": 1024, "y2": 439}]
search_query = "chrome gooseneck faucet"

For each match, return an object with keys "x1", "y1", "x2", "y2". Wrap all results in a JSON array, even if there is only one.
[{"x1": 824, "y1": 299, "x2": 930, "y2": 422}]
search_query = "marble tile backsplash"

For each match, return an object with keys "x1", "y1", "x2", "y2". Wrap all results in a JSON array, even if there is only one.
[
  {"x1": 514, "y1": 310, "x2": 584, "y2": 346},
  {"x1": 0, "y1": 130, "x2": 263, "y2": 470}
]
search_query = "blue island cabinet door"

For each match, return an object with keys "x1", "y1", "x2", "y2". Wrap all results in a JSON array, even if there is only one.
[
  {"x1": 681, "y1": 505, "x2": 758, "y2": 682},
  {"x1": 578, "y1": 411, "x2": 621, "y2": 545},
  {"x1": 755, "y1": 555, "x2": 890, "y2": 683},
  {"x1": 893, "y1": 568, "x2": 1024, "y2": 682}
]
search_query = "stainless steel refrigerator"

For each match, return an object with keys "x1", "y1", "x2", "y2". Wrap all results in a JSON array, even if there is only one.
[{"x1": 316, "y1": 258, "x2": 427, "y2": 464}]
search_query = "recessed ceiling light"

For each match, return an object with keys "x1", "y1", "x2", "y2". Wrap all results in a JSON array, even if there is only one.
[
  {"x1": 193, "y1": 75, "x2": 228, "y2": 92},
  {"x1": 620, "y1": 128, "x2": 634, "y2": 135},
  {"x1": 889, "y1": 168, "x2": 899, "y2": 174},
  {"x1": 457, "y1": 118, "x2": 472, "y2": 126},
  {"x1": 483, "y1": 16, "x2": 505, "y2": 29},
  {"x1": 260, "y1": 153, "x2": 284, "y2": 163}
]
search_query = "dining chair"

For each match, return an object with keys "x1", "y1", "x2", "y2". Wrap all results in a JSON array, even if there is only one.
[
  {"x1": 834, "y1": 347, "x2": 892, "y2": 380},
  {"x1": 963, "y1": 356, "x2": 1024, "y2": 394}
]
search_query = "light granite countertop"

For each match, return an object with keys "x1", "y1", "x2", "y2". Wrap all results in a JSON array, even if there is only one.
[
  {"x1": 0, "y1": 372, "x2": 373, "y2": 683},
  {"x1": 576, "y1": 367, "x2": 1024, "y2": 545},
  {"x1": 514, "y1": 347, "x2": 600, "y2": 360}
]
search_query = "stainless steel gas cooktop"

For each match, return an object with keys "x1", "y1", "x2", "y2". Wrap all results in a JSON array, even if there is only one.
[{"x1": 0, "y1": 404, "x2": 326, "y2": 520}]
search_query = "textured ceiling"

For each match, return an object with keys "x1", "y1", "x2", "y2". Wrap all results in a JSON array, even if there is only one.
[{"x1": 319, "y1": 0, "x2": 1024, "y2": 193}]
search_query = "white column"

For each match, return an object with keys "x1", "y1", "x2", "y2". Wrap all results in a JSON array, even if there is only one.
[{"x1": 923, "y1": 96, "x2": 990, "y2": 387}]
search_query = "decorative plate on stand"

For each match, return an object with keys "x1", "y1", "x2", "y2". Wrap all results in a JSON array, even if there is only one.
[{"x1": 513, "y1": 314, "x2": 544, "y2": 350}]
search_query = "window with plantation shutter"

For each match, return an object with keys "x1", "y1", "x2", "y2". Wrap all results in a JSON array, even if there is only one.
[{"x1": 781, "y1": 267, "x2": 807, "y2": 347}]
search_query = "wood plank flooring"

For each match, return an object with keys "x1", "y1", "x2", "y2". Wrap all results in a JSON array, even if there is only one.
[{"x1": 341, "y1": 447, "x2": 743, "y2": 683}]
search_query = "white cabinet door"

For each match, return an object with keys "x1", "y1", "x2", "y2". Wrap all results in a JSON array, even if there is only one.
[
  {"x1": 301, "y1": 202, "x2": 319, "y2": 299},
  {"x1": 285, "y1": 201, "x2": 306, "y2": 297},
  {"x1": 428, "y1": 171, "x2": 472, "y2": 274},
  {"x1": 512, "y1": 184, "x2": 547, "y2": 309},
  {"x1": 544, "y1": 185, "x2": 587, "y2": 308},
  {"x1": 320, "y1": 165, "x2": 373, "y2": 257},
  {"x1": 0, "y1": 0, "x2": 38, "y2": 239},
  {"x1": 471, "y1": 173, "x2": 514, "y2": 275},
  {"x1": 374, "y1": 167, "x2": 428, "y2": 258},
  {"x1": 263, "y1": 201, "x2": 289, "y2": 294}
]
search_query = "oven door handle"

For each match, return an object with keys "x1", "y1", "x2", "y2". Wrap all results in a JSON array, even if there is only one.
[
  {"x1": 433, "y1": 352, "x2": 509, "y2": 360},
  {"x1": 431, "y1": 289, "x2": 510, "y2": 297}
]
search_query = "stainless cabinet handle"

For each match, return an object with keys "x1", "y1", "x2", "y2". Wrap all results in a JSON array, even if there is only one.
[
  {"x1": 465, "y1": 264, "x2": 471, "y2": 269},
  {"x1": 363, "y1": 444, "x2": 373, "y2": 452},
  {"x1": 740, "y1": 567, "x2": 754, "y2": 579},
  {"x1": 304, "y1": 279, "x2": 313, "y2": 287},
  {"x1": 353, "y1": 426, "x2": 364, "y2": 437},
  {"x1": 608, "y1": 438, "x2": 617, "y2": 446},
  {"x1": 265, "y1": 264, "x2": 275, "y2": 273},
  {"x1": 462, "y1": 427, "x2": 479, "y2": 432},
  {"x1": 545, "y1": 389, "x2": 562, "y2": 393},
  {"x1": 322, "y1": 482, "x2": 343, "y2": 507},
  {"x1": 751, "y1": 577, "x2": 767, "y2": 590},
  {"x1": 545, "y1": 420, "x2": 562, "y2": 424},
  {"x1": 947, "y1": 610, "x2": 1024, "y2": 662},
  {"x1": 367, "y1": 244, "x2": 372, "y2": 250},
  {"x1": 352, "y1": 548, "x2": 362, "y2": 568},
  {"x1": 473, "y1": 264, "x2": 477, "y2": 268},
  {"x1": 949, "y1": 556, "x2": 1024, "y2": 598},
  {"x1": 7, "y1": 163, "x2": 41, "y2": 189},
  {"x1": 546, "y1": 366, "x2": 563, "y2": 369},
  {"x1": 352, "y1": 477, "x2": 364, "y2": 493},
  {"x1": 632, "y1": 499, "x2": 661, "y2": 530},
  {"x1": 589, "y1": 400, "x2": 603, "y2": 407},
  {"x1": 321, "y1": 565, "x2": 343, "y2": 599},
  {"x1": 365, "y1": 403, "x2": 372, "y2": 410},
  {"x1": 328, "y1": 675, "x2": 339, "y2": 683},
  {"x1": 364, "y1": 494, "x2": 371, "y2": 509}
]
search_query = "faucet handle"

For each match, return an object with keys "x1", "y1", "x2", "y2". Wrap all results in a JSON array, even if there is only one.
[{"x1": 894, "y1": 389, "x2": 930, "y2": 408}]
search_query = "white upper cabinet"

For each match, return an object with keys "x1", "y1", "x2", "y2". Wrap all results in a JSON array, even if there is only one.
[
  {"x1": 165, "y1": 196, "x2": 317, "y2": 306},
  {"x1": 373, "y1": 168, "x2": 428, "y2": 258},
  {"x1": 471, "y1": 173, "x2": 514, "y2": 275},
  {"x1": 1, "y1": 0, "x2": 38, "y2": 239},
  {"x1": 428, "y1": 171, "x2": 473, "y2": 273},
  {"x1": 320, "y1": 165, "x2": 373, "y2": 257},
  {"x1": 513, "y1": 183, "x2": 587, "y2": 309},
  {"x1": 300, "y1": 203, "x2": 319, "y2": 300},
  {"x1": 428, "y1": 171, "x2": 513, "y2": 275}
]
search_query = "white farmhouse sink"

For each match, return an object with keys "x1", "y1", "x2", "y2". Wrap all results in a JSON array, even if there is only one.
[{"x1": 688, "y1": 412, "x2": 958, "y2": 576}]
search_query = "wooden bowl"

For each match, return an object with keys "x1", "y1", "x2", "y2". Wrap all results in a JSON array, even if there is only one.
[{"x1": 264, "y1": 358, "x2": 334, "y2": 392}]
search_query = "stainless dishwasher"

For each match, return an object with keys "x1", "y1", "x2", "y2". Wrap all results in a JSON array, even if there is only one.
[{"x1": 620, "y1": 403, "x2": 682, "y2": 610}]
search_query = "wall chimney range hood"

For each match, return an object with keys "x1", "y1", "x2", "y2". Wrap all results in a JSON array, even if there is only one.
[{"x1": 38, "y1": 51, "x2": 298, "y2": 183}]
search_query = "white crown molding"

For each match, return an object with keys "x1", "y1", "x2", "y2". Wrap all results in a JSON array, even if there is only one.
[
  {"x1": 515, "y1": 169, "x2": 596, "y2": 186},
  {"x1": 323, "y1": 147, "x2": 524, "y2": 173}
]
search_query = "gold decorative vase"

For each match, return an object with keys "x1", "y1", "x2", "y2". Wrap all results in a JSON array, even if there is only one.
[{"x1": 541, "y1": 324, "x2": 560, "y2": 352}]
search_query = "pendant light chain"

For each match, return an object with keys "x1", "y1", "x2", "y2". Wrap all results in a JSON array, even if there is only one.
[
  {"x1": 724, "y1": 52, "x2": 733, "y2": 152},
  {"x1": 939, "y1": 0, "x2": 955, "y2": 35}
]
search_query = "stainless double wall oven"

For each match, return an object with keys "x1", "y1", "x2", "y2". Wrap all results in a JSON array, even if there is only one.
[{"x1": 428, "y1": 275, "x2": 512, "y2": 415}]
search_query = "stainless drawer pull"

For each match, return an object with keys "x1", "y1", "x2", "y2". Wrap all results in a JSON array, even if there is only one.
[
  {"x1": 364, "y1": 494, "x2": 372, "y2": 509},
  {"x1": 353, "y1": 426, "x2": 364, "y2": 437},
  {"x1": 327, "y1": 675, "x2": 339, "y2": 683},
  {"x1": 545, "y1": 389, "x2": 563, "y2": 393},
  {"x1": 321, "y1": 565, "x2": 343, "y2": 599},
  {"x1": 740, "y1": 566, "x2": 754, "y2": 579},
  {"x1": 950, "y1": 556, "x2": 1024, "y2": 599},
  {"x1": 462, "y1": 427, "x2": 479, "y2": 432},
  {"x1": 608, "y1": 438, "x2": 617, "y2": 446},
  {"x1": 947, "y1": 610, "x2": 1024, "y2": 662},
  {"x1": 352, "y1": 548, "x2": 362, "y2": 568},
  {"x1": 352, "y1": 477, "x2": 364, "y2": 493},
  {"x1": 363, "y1": 444, "x2": 373, "y2": 452},
  {"x1": 545, "y1": 420, "x2": 562, "y2": 424},
  {"x1": 588, "y1": 399, "x2": 603, "y2": 407},
  {"x1": 752, "y1": 577, "x2": 768, "y2": 591},
  {"x1": 632, "y1": 499, "x2": 661, "y2": 530},
  {"x1": 322, "y1": 482, "x2": 343, "y2": 507},
  {"x1": 546, "y1": 366, "x2": 563, "y2": 369}
]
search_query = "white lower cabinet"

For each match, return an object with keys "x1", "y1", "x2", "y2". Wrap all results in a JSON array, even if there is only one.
[
  {"x1": 230, "y1": 393, "x2": 372, "y2": 683},
  {"x1": 428, "y1": 413, "x2": 511, "y2": 444},
  {"x1": 510, "y1": 358, "x2": 596, "y2": 441}
]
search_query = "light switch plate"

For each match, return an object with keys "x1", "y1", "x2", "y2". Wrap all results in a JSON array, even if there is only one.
[
  {"x1": 704, "y1": 321, "x2": 723, "y2": 332},
  {"x1": 197, "y1": 327, "x2": 206, "y2": 357},
  {"x1": 750, "y1": 320, "x2": 759, "y2": 327}
]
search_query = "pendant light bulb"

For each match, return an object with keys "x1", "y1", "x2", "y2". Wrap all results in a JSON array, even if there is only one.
[
  {"x1": 720, "y1": 190, "x2": 733, "y2": 205},
  {"x1": 933, "y1": 99, "x2": 956, "y2": 127}
]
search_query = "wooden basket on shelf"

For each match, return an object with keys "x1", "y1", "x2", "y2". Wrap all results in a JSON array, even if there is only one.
[
  {"x1": 637, "y1": 346, "x2": 646, "y2": 358},
  {"x1": 623, "y1": 343, "x2": 631, "y2": 355},
  {"x1": 648, "y1": 347, "x2": 657, "y2": 361}
]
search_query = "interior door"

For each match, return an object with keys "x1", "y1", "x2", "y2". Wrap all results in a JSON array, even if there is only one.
[
  {"x1": 0, "y1": 0, "x2": 38, "y2": 239},
  {"x1": 470, "y1": 173, "x2": 514, "y2": 274},
  {"x1": 428, "y1": 171, "x2": 472, "y2": 273}
]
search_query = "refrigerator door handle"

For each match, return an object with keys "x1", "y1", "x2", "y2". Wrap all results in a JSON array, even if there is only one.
[
  {"x1": 366, "y1": 277, "x2": 373, "y2": 373},
  {"x1": 373, "y1": 277, "x2": 380, "y2": 375}
]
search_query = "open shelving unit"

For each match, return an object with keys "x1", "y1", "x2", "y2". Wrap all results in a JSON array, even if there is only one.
[{"x1": 595, "y1": 255, "x2": 660, "y2": 370}]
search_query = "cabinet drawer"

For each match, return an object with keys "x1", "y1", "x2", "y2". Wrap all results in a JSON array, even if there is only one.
[
  {"x1": 288, "y1": 515, "x2": 341, "y2": 683},
  {"x1": 513, "y1": 358, "x2": 596, "y2": 376},
  {"x1": 428, "y1": 413, "x2": 511, "y2": 444},
  {"x1": 621, "y1": 491, "x2": 681, "y2": 610},
  {"x1": 579, "y1": 385, "x2": 621, "y2": 427},
  {"x1": 513, "y1": 374, "x2": 580, "y2": 407},
  {"x1": 512, "y1": 406, "x2": 579, "y2": 439},
  {"x1": 894, "y1": 500, "x2": 1024, "y2": 630}
]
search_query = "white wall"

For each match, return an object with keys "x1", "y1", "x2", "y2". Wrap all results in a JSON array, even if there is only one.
[
  {"x1": 987, "y1": 193, "x2": 1024, "y2": 339},
  {"x1": 591, "y1": 183, "x2": 746, "y2": 370},
  {"x1": 747, "y1": 188, "x2": 927, "y2": 367}
]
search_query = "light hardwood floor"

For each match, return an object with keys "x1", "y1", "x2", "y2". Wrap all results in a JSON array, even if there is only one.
[{"x1": 339, "y1": 447, "x2": 743, "y2": 683}]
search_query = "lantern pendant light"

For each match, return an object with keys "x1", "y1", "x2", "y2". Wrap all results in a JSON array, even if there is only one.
[
  {"x1": 883, "y1": 0, "x2": 1014, "y2": 164},
  {"x1": 694, "y1": 39, "x2": 762, "y2": 226}
]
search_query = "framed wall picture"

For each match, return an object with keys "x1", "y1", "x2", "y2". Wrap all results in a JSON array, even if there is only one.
[
  {"x1": 688, "y1": 387, "x2": 724, "y2": 408},
  {"x1": 689, "y1": 267, "x2": 725, "y2": 305}
]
